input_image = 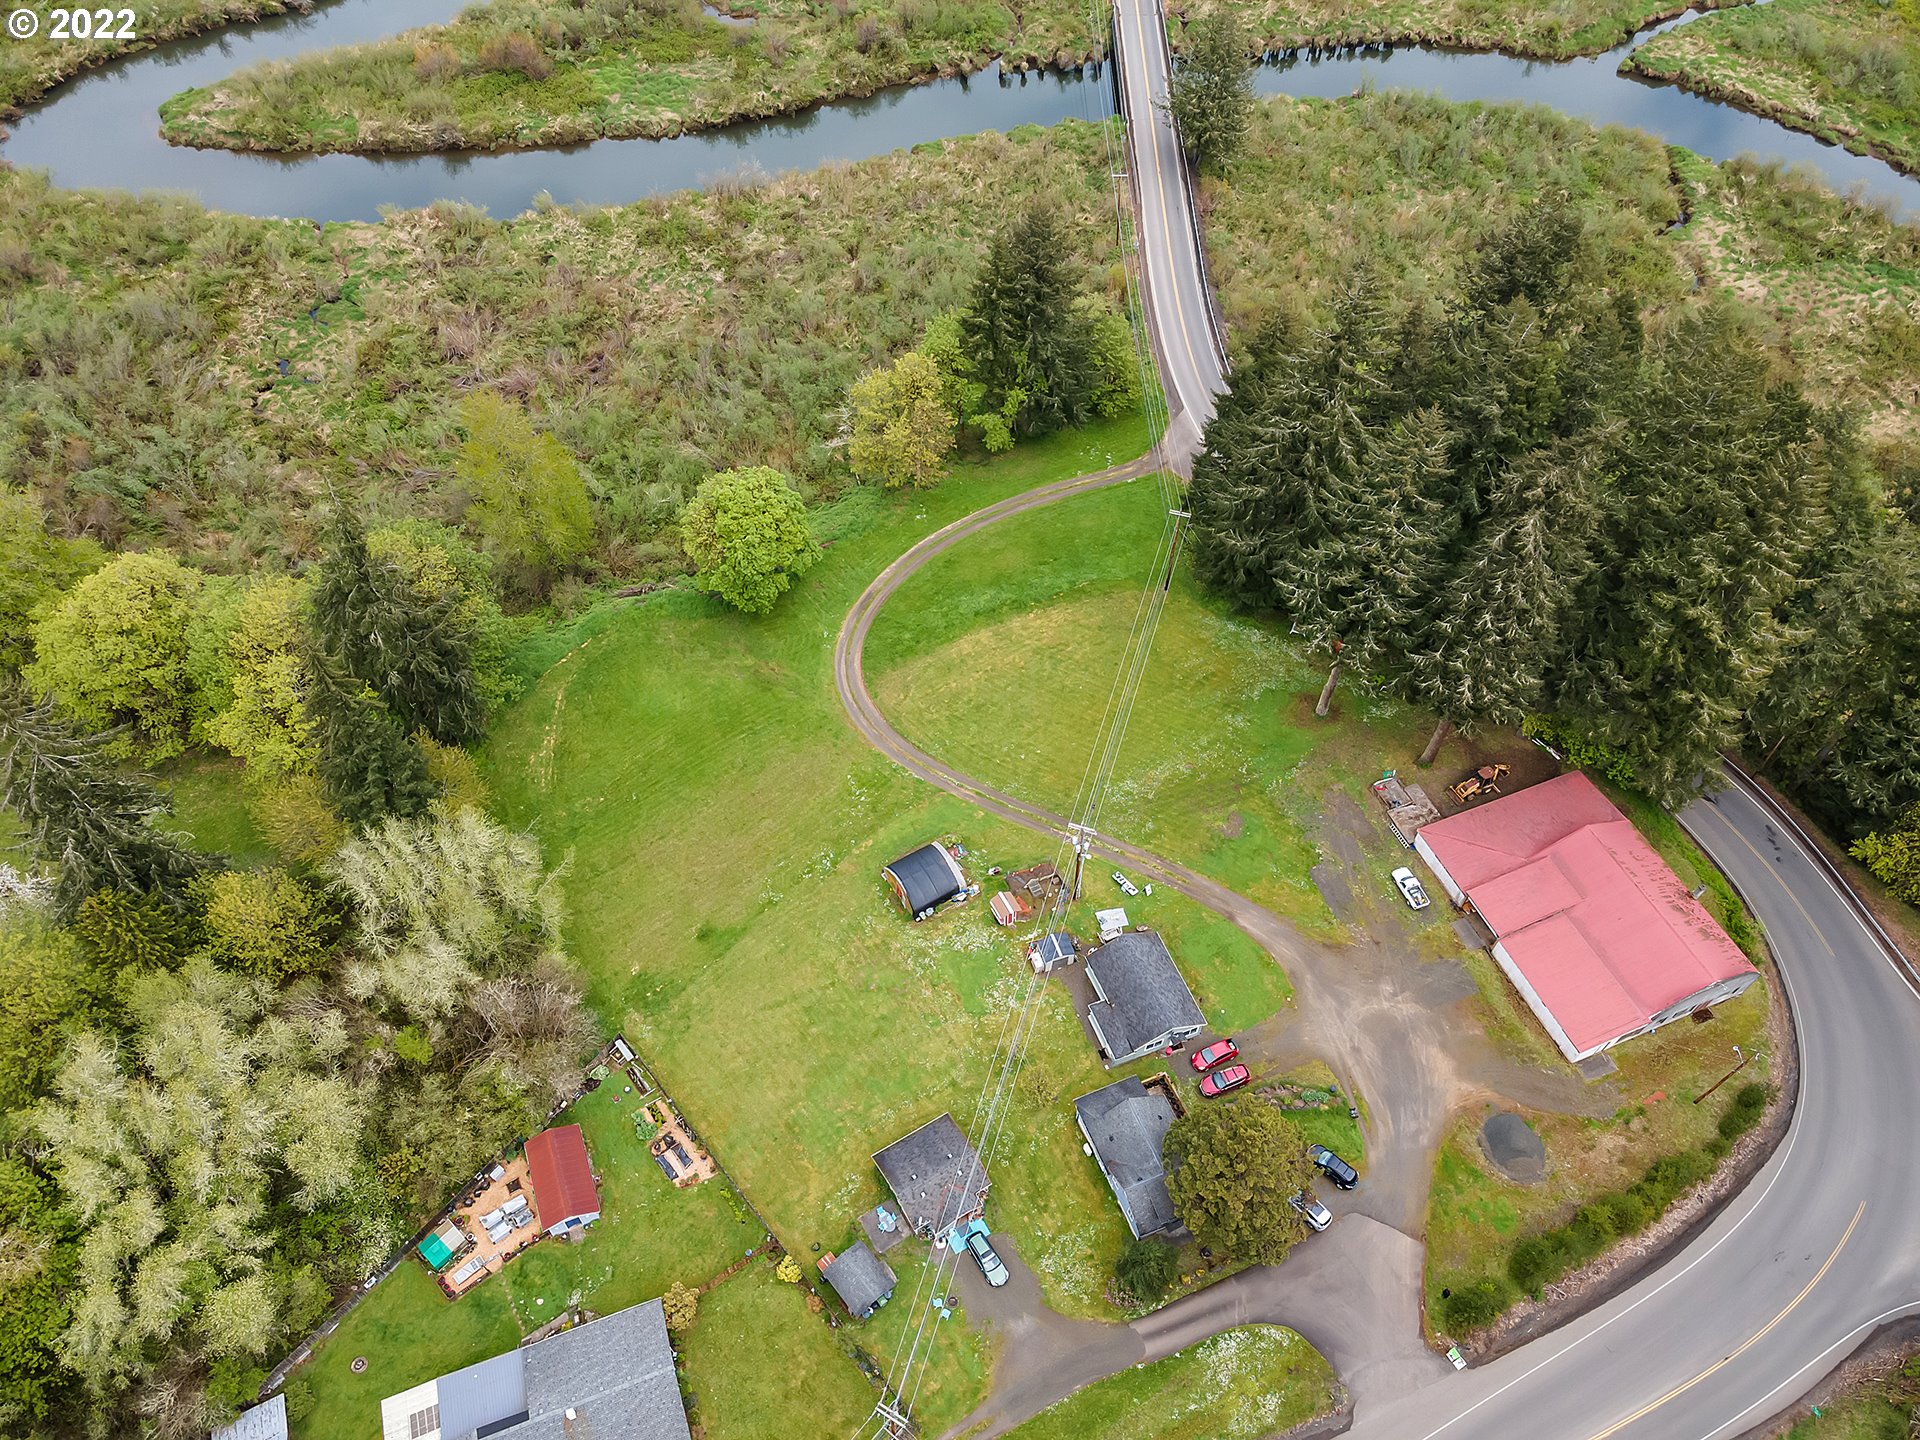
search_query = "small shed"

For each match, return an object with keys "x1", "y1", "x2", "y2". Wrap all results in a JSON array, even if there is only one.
[
  {"x1": 820, "y1": 1241, "x2": 898, "y2": 1319},
  {"x1": 1095, "y1": 907, "x2": 1129, "y2": 941},
  {"x1": 418, "y1": 1220, "x2": 467, "y2": 1271},
  {"x1": 990, "y1": 891, "x2": 1033, "y2": 926},
  {"x1": 526, "y1": 1124, "x2": 601, "y2": 1236},
  {"x1": 1028, "y1": 931, "x2": 1077, "y2": 973},
  {"x1": 1009, "y1": 862, "x2": 1062, "y2": 900},
  {"x1": 873, "y1": 1113, "x2": 990, "y2": 1238},
  {"x1": 883, "y1": 843, "x2": 969, "y2": 920}
]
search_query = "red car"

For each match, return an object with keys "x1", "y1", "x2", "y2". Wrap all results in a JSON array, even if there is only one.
[
  {"x1": 1199, "y1": 1064, "x2": 1250, "y2": 1098},
  {"x1": 1191, "y1": 1039, "x2": 1240, "y2": 1073}
]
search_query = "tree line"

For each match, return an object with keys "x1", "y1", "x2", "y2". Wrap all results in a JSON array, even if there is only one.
[{"x1": 1189, "y1": 202, "x2": 1919, "y2": 830}]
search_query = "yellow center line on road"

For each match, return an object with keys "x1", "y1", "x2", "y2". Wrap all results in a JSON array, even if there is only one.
[
  {"x1": 1582, "y1": 1200, "x2": 1865, "y2": 1440},
  {"x1": 1120, "y1": 0, "x2": 1209, "y2": 410},
  {"x1": 1688, "y1": 802, "x2": 1836, "y2": 956}
]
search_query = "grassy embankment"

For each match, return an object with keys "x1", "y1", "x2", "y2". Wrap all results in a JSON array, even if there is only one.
[
  {"x1": 0, "y1": 120, "x2": 1124, "y2": 571},
  {"x1": 0, "y1": 0, "x2": 301, "y2": 115},
  {"x1": 1781, "y1": 1384, "x2": 1916, "y2": 1440},
  {"x1": 1626, "y1": 0, "x2": 1920, "y2": 175},
  {"x1": 1208, "y1": 0, "x2": 1750, "y2": 60},
  {"x1": 157, "y1": 0, "x2": 1105, "y2": 153},
  {"x1": 988, "y1": 1325, "x2": 1338, "y2": 1440}
]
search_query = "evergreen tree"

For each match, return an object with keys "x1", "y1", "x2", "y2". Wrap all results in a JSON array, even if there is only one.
[
  {"x1": 0, "y1": 682, "x2": 205, "y2": 916},
  {"x1": 1549, "y1": 308, "x2": 1829, "y2": 806},
  {"x1": 962, "y1": 206, "x2": 1098, "y2": 439},
  {"x1": 1165, "y1": 6, "x2": 1255, "y2": 175},
  {"x1": 309, "y1": 505, "x2": 484, "y2": 746},
  {"x1": 1405, "y1": 440, "x2": 1601, "y2": 763},
  {"x1": 303, "y1": 649, "x2": 435, "y2": 828}
]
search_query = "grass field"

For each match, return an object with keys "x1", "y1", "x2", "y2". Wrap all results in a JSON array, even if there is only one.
[
  {"x1": 1626, "y1": 0, "x2": 1920, "y2": 175},
  {"x1": 1423, "y1": 975, "x2": 1772, "y2": 1328},
  {"x1": 1782, "y1": 1389, "x2": 1913, "y2": 1440},
  {"x1": 158, "y1": 755, "x2": 277, "y2": 867},
  {"x1": 986, "y1": 1324, "x2": 1337, "y2": 1440},
  {"x1": 292, "y1": 1082, "x2": 763, "y2": 1438}
]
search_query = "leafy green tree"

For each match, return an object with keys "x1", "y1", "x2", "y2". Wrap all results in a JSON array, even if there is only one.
[
  {"x1": 0, "y1": 918, "x2": 102, "y2": 1110},
  {"x1": 0, "y1": 683, "x2": 206, "y2": 915},
  {"x1": 1166, "y1": 6, "x2": 1255, "y2": 175},
  {"x1": 1086, "y1": 309, "x2": 1144, "y2": 421},
  {"x1": 197, "y1": 867, "x2": 335, "y2": 984},
  {"x1": 303, "y1": 650, "x2": 435, "y2": 827},
  {"x1": 1114, "y1": 1237, "x2": 1179, "y2": 1303},
  {"x1": 310, "y1": 506, "x2": 485, "y2": 747},
  {"x1": 1853, "y1": 803, "x2": 1920, "y2": 903},
  {"x1": 25, "y1": 550, "x2": 206, "y2": 765},
  {"x1": 962, "y1": 206, "x2": 1099, "y2": 440},
  {"x1": 662, "y1": 1281, "x2": 698, "y2": 1332},
  {"x1": 0, "y1": 1157, "x2": 80, "y2": 1428},
  {"x1": 206, "y1": 576, "x2": 320, "y2": 779},
  {"x1": 678, "y1": 466, "x2": 820, "y2": 616},
  {"x1": 847, "y1": 351, "x2": 956, "y2": 489},
  {"x1": 0, "y1": 488, "x2": 102, "y2": 673},
  {"x1": 1163, "y1": 1099, "x2": 1313, "y2": 1264},
  {"x1": 454, "y1": 391, "x2": 594, "y2": 584},
  {"x1": 69, "y1": 887, "x2": 198, "y2": 975}
]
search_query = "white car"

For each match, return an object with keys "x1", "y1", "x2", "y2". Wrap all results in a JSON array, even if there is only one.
[
  {"x1": 1391, "y1": 866, "x2": 1430, "y2": 911},
  {"x1": 1288, "y1": 1190, "x2": 1333, "y2": 1232},
  {"x1": 1111, "y1": 869, "x2": 1140, "y2": 897}
]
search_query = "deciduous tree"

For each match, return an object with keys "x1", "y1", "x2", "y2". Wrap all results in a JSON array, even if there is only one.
[
  {"x1": 206, "y1": 576, "x2": 319, "y2": 780},
  {"x1": 26, "y1": 551, "x2": 205, "y2": 765},
  {"x1": 678, "y1": 466, "x2": 820, "y2": 615},
  {"x1": 847, "y1": 351, "x2": 955, "y2": 488},
  {"x1": 0, "y1": 488, "x2": 101, "y2": 673},
  {"x1": 197, "y1": 868, "x2": 335, "y2": 985},
  {"x1": 454, "y1": 392, "x2": 594, "y2": 585}
]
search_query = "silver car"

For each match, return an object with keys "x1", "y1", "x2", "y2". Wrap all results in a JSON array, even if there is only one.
[
  {"x1": 965, "y1": 1229, "x2": 1010, "y2": 1287},
  {"x1": 1289, "y1": 1190, "x2": 1333, "y2": 1232}
]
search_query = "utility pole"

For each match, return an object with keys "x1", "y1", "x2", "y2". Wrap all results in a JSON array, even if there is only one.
[
  {"x1": 1068, "y1": 824, "x2": 1093, "y2": 902},
  {"x1": 1694, "y1": 1045, "x2": 1750, "y2": 1105}
]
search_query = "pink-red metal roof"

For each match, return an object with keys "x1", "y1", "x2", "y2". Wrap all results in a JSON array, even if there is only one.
[
  {"x1": 526, "y1": 1124, "x2": 599, "y2": 1226},
  {"x1": 1420, "y1": 772, "x2": 1754, "y2": 1054}
]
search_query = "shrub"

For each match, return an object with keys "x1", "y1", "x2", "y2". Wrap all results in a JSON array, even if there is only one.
[
  {"x1": 1600, "y1": 1189, "x2": 1651, "y2": 1235},
  {"x1": 775, "y1": 1254, "x2": 802, "y2": 1284},
  {"x1": 477, "y1": 31, "x2": 553, "y2": 80},
  {"x1": 1507, "y1": 1233, "x2": 1574, "y2": 1293},
  {"x1": 1115, "y1": 1238, "x2": 1179, "y2": 1304},
  {"x1": 1439, "y1": 1277, "x2": 1511, "y2": 1333},
  {"x1": 662, "y1": 1281, "x2": 698, "y2": 1332},
  {"x1": 412, "y1": 41, "x2": 461, "y2": 81}
]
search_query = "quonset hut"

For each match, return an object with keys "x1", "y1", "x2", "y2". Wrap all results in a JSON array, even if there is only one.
[{"x1": 883, "y1": 842, "x2": 969, "y2": 920}]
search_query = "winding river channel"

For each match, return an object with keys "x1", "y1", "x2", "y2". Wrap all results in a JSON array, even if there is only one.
[{"x1": 6, "y1": 0, "x2": 1919, "y2": 221}]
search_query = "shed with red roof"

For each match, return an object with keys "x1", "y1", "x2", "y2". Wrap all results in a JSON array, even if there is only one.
[
  {"x1": 525, "y1": 1124, "x2": 601, "y2": 1236},
  {"x1": 1414, "y1": 772, "x2": 1757, "y2": 1063}
]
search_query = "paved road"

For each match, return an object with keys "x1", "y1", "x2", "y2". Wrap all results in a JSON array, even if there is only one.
[{"x1": 1110, "y1": 0, "x2": 1226, "y2": 464}]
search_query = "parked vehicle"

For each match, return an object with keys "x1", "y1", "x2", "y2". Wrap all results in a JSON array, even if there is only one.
[
  {"x1": 1288, "y1": 1190, "x2": 1333, "y2": 1232},
  {"x1": 1111, "y1": 869, "x2": 1140, "y2": 897},
  {"x1": 1309, "y1": 1143, "x2": 1359, "y2": 1189},
  {"x1": 964, "y1": 1228, "x2": 1009, "y2": 1287},
  {"x1": 1191, "y1": 1038, "x2": 1240, "y2": 1072},
  {"x1": 1199, "y1": 1063, "x2": 1250, "y2": 1097},
  {"x1": 1391, "y1": 866, "x2": 1431, "y2": 911}
]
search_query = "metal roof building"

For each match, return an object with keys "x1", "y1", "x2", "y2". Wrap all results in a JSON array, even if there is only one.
[
  {"x1": 526, "y1": 1124, "x2": 601, "y2": 1236},
  {"x1": 882, "y1": 843, "x2": 968, "y2": 919},
  {"x1": 1416, "y1": 772, "x2": 1758, "y2": 1063},
  {"x1": 211, "y1": 1394, "x2": 287, "y2": 1440},
  {"x1": 379, "y1": 1299, "x2": 690, "y2": 1440}
]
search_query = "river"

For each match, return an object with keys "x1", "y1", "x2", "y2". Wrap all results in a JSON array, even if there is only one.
[{"x1": 4, "y1": 0, "x2": 1917, "y2": 221}]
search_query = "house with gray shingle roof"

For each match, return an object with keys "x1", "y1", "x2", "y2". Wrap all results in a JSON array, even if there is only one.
[
  {"x1": 1074, "y1": 1076, "x2": 1184, "y2": 1239},
  {"x1": 1084, "y1": 931, "x2": 1206, "y2": 1065},
  {"x1": 820, "y1": 1240, "x2": 898, "y2": 1319},
  {"x1": 378, "y1": 1298, "x2": 690, "y2": 1440},
  {"x1": 873, "y1": 1113, "x2": 989, "y2": 1238}
]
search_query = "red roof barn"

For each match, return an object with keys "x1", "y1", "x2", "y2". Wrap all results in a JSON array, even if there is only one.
[
  {"x1": 1415, "y1": 772, "x2": 1757, "y2": 1063},
  {"x1": 525, "y1": 1124, "x2": 602, "y2": 1236}
]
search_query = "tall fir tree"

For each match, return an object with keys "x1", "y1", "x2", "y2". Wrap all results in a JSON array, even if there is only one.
[
  {"x1": 0, "y1": 682, "x2": 206, "y2": 916},
  {"x1": 309, "y1": 505, "x2": 485, "y2": 746},
  {"x1": 304, "y1": 648, "x2": 435, "y2": 827},
  {"x1": 1165, "y1": 6, "x2": 1255, "y2": 175},
  {"x1": 961, "y1": 206, "x2": 1098, "y2": 439},
  {"x1": 1549, "y1": 307, "x2": 1828, "y2": 805}
]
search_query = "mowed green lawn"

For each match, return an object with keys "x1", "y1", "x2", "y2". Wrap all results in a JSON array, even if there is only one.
[
  {"x1": 864, "y1": 476, "x2": 1420, "y2": 940},
  {"x1": 294, "y1": 1082, "x2": 760, "y2": 1438},
  {"x1": 988, "y1": 1324, "x2": 1336, "y2": 1440}
]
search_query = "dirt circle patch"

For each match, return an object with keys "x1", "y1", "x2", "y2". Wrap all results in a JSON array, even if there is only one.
[{"x1": 1481, "y1": 1111, "x2": 1547, "y2": 1183}]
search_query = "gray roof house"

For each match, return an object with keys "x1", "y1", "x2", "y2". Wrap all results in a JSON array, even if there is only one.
[
  {"x1": 379, "y1": 1299, "x2": 690, "y2": 1440},
  {"x1": 820, "y1": 1241, "x2": 898, "y2": 1319},
  {"x1": 1073, "y1": 1076, "x2": 1183, "y2": 1239},
  {"x1": 211, "y1": 1394, "x2": 287, "y2": 1440},
  {"x1": 873, "y1": 1113, "x2": 989, "y2": 1238},
  {"x1": 1084, "y1": 931, "x2": 1206, "y2": 1065}
]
